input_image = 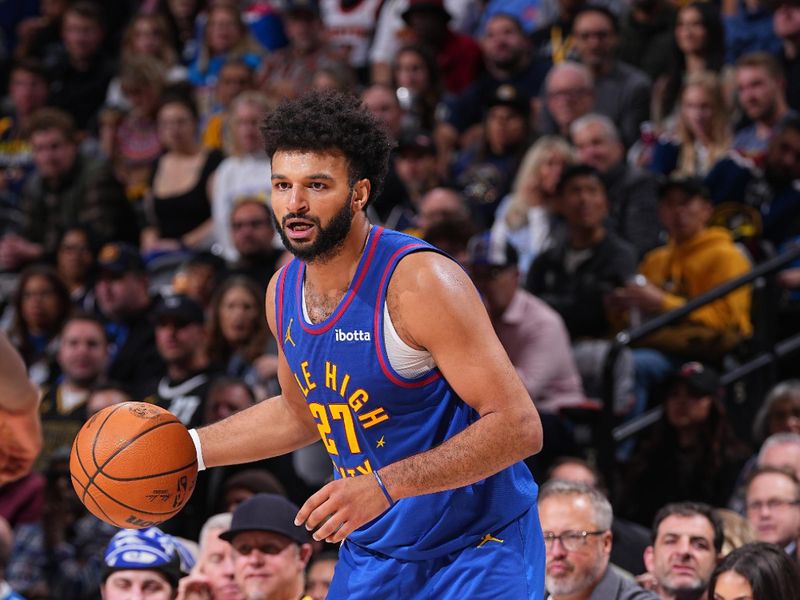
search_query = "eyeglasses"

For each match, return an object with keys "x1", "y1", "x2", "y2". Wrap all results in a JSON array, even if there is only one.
[
  {"x1": 233, "y1": 542, "x2": 292, "y2": 556},
  {"x1": 543, "y1": 530, "x2": 607, "y2": 551},
  {"x1": 745, "y1": 498, "x2": 800, "y2": 513}
]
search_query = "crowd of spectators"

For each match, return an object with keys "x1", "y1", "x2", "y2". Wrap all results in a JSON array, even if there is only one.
[{"x1": 2, "y1": 0, "x2": 800, "y2": 597}]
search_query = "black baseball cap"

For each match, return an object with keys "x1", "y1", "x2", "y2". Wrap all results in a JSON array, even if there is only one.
[
  {"x1": 657, "y1": 175, "x2": 711, "y2": 202},
  {"x1": 396, "y1": 128, "x2": 436, "y2": 156},
  {"x1": 466, "y1": 231, "x2": 519, "y2": 268},
  {"x1": 97, "y1": 242, "x2": 145, "y2": 275},
  {"x1": 484, "y1": 84, "x2": 530, "y2": 116},
  {"x1": 219, "y1": 493, "x2": 311, "y2": 545},
  {"x1": 152, "y1": 294, "x2": 205, "y2": 325},
  {"x1": 283, "y1": 0, "x2": 320, "y2": 17},
  {"x1": 668, "y1": 361, "x2": 720, "y2": 397}
]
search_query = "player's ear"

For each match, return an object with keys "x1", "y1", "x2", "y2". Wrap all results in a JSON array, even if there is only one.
[{"x1": 352, "y1": 178, "x2": 371, "y2": 210}]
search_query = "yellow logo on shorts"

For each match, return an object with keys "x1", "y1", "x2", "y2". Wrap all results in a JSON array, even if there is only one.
[{"x1": 477, "y1": 533, "x2": 504, "y2": 548}]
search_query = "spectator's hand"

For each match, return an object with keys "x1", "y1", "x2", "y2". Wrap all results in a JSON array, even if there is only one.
[
  {"x1": 254, "y1": 354, "x2": 279, "y2": 381},
  {"x1": 295, "y1": 472, "x2": 391, "y2": 544},
  {"x1": 634, "y1": 572, "x2": 658, "y2": 592},
  {"x1": 608, "y1": 281, "x2": 665, "y2": 314},
  {"x1": 176, "y1": 573, "x2": 214, "y2": 600},
  {"x1": 777, "y1": 268, "x2": 800, "y2": 289},
  {"x1": 0, "y1": 234, "x2": 43, "y2": 270}
]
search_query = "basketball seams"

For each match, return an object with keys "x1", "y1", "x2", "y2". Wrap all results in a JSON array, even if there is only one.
[
  {"x1": 70, "y1": 402, "x2": 199, "y2": 529},
  {"x1": 99, "y1": 459, "x2": 198, "y2": 482}
]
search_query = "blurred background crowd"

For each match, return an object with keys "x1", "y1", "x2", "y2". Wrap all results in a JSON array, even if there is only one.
[{"x1": 2, "y1": 0, "x2": 800, "y2": 598}]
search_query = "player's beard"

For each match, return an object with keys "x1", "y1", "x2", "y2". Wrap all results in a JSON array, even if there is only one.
[{"x1": 274, "y1": 193, "x2": 354, "y2": 263}]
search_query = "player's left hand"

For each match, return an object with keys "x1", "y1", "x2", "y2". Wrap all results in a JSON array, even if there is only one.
[{"x1": 295, "y1": 473, "x2": 392, "y2": 543}]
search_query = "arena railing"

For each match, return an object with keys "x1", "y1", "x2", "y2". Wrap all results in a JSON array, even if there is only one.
[{"x1": 596, "y1": 241, "x2": 800, "y2": 486}]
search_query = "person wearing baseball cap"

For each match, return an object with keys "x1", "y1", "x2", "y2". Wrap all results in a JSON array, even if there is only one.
[
  {"x1": 94, "y1": 242, "x2": 166, "y2": 401},
  {"x1": 220, "y1": 493, "x2": 312, "y2": 600},
  {"x1": 101, "y1": 527, "x2": 194, "y2": 599}
]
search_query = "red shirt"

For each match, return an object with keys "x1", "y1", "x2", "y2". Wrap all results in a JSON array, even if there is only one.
[{"x1": 438, "y1": 30, "x2": 483, "y2": 94}]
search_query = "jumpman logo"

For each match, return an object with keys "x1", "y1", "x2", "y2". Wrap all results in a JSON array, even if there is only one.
[
  {"x1": 477, "y1": 533, "x2": 504, "y2": 548},
  {"x1": 285, "y1": 318, "x2": 296, "y2": 347}
]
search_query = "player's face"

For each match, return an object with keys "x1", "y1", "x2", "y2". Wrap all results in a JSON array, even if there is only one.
[
  {"x1": 540, "y1": 495, "x2": 611, "y2": 598},
  {"x1": 646, "y1": 515, "x2": 717, "y2": 595},
  {"x1": 231, "y1": 531, "x2": 309, "y2": 600},
  {"x1": 270, "y1": 150, "x2": 359, "y2": 262},
  {"x1": 199, "y1": 528, "x2": 244, "y2": 600},
  {"x1": 101, "y1": 570, "x2": 173, "y2": 600}
]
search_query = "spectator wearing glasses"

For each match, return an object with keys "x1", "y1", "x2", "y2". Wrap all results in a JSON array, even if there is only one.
[
  {"x1": 569, "y1": 6, "x2": 651, "y2": 149},
  {"x1": 220, "y1": 493, "x2": 313, "y2": 600},
  {"x1": 744, "y1": 465, "x2": 800, "y2": 556},
  {"x1": 226, "y1": 198, "x2": 283, "y2": 290},
  {"x1": 539, "y1": 480, "x2": 659, "y2": 600},
  {"x1": 210, "y1": 92, "x2": 272, "y2": 263},
  {"x1": 539, "y1": 61, "x2": 595, "y2": 139}
]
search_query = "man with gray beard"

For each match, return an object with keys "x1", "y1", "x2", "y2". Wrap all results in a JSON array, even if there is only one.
[
  {"x1": 641, "y1": 503, "x2": 722, "y2": 600},
  {"x1": 539, "y1": 480, "x2": 658, "y2": 600}
]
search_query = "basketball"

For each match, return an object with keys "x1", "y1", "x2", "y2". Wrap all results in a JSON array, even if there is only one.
[{"x1": 69, "y1": 402, "x2": 198, "y2": 529}]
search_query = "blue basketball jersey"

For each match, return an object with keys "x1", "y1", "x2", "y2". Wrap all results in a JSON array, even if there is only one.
[{"x1": 275, "y1": 226, "x2": 538, "y2": 561}]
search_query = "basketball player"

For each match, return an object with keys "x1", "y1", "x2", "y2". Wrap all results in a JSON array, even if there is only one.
[
  {"x1": 190, "y1": 91, "x2": 546, "y2": 597},
  {"x1": 0, "y1": 331, "x2": 42, "y2": 485}
]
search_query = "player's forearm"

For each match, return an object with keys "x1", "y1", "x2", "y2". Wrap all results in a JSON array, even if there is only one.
[
  {"x1": 379, "y1": 403, "x2": 541, "y2": 501},
  {"x1": 195, "y1": 395, "x2": 318, "y2": 468},
  {"x1": 0, "y1": 333, "x2": 39, "y2": 413}
]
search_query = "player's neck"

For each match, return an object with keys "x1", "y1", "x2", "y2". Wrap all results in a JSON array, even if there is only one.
[{"x1": 305, "y1": 216, "x2": 372, "y2": 292}]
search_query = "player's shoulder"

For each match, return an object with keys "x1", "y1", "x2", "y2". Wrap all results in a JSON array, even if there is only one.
[{"x1": 391, "y1": 247, "x2": 468, "y2": 291}]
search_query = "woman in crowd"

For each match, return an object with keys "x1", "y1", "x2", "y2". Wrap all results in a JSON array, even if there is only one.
[
  {"x1": 708, "y1": 542, "x2": 800, "y2": 599},
  {"x1": 490, "y1": 136, "x2": 574, "y2": 278},
  {"x1": 110, "y1": 56, "x2": 168, "y2": 201},
  {"x1": 391, "y1": 44, "x2": 442, "y2": 132},
  {"x1": 188, "y1": 3, "x2": 262, "y2": 90},
  {"x1": 752, "y1": 379, "x2": 800, "y2": 441},
  {"x1": 649, "y1": 71, "x2": 732, "y2": 177},
  {"x1": 54, "y1": 226, "x2": 97, "y2": 313},
  {"x1": 653, "y1": 2, "x2": 726, "y2": 125},
  {"x1": 142, "y1": 91, "x2": 224, "y2": 257},
  {"x1": 6, "y1": 265, "x2": 71, "y2": 386},
  {"x1": 206, "y1": 276, "x2": 279, "y2": 398},
  {"x1": 620, "y1": 364, "x2": 751, "y2": 526},
  {"x1": 158, "y1": 0, "x2": 207, "y2": 65},
  {"x1": 210, "y1": 91, "x2": 271, "y2": 261},
  {"x1": 106, "y1": 12, "x2": 188, "y2": 109}
]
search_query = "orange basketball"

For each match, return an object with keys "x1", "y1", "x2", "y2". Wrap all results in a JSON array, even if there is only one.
[{"x1": 69, "y1": 402, "x2": 198, "y2": 529}]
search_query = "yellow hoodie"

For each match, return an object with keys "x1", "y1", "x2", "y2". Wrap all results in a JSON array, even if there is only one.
[{"x1": 640, "y1": 227, "x2": 753, "y2": 337}]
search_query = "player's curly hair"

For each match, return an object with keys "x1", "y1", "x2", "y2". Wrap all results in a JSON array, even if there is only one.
[{"x1": 261, "y1": 90, "x2": 393, "y2": 207}]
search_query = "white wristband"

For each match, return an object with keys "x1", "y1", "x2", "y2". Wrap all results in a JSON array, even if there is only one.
[{"x1": 188, "y1": 428, "x2": 206, "y2": 471}]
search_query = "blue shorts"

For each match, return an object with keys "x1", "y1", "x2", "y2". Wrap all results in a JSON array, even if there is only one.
[{"x1": 327, "y1": 506, "x2": 545, "y2": 599}]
